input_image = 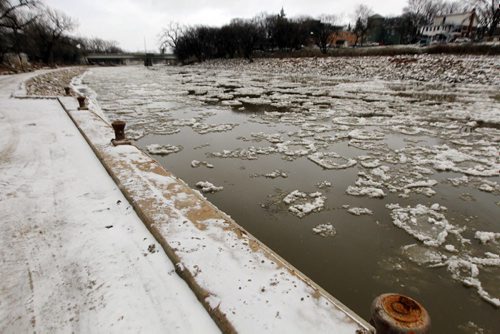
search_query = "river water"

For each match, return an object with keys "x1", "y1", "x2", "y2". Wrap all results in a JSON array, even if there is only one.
[{"x1": 80, "y1": 56, "x2": 499, "y2": 333}]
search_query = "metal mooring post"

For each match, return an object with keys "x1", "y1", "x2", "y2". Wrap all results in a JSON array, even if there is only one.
[
  {"x1": 64, "y1": 86, "x2": 71, "y2": 96},
  {"x1": 77, "y1": 96, "x2": 88, "y2": 110},
  {"x1": 111, "y1": 120, "x2": 131, "y2": 146},
  {"x1": 370, "y1": 293, "x2": 430, "y2": 334}
]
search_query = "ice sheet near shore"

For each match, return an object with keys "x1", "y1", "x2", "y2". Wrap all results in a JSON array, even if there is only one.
[{"x1": 76, "y1": 54, "x2": 499, "y2": 314}]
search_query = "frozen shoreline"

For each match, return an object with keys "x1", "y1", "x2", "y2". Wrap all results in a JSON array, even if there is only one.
[{"x1": 0, "y1": 72, "x2": 219, "y2": 333}]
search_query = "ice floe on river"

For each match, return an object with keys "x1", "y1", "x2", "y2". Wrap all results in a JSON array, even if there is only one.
[
  {"x1": 312, "y1": 223, "x2": 336, "y2": 237},
  {"x1": 146, "y1": 144, "x2": 182, "y2": 156},
  {"x1": 195, "y1": 181, "x2": 223, "y2": 193},
  {"x1": 283, "y1": 190, "x2": 326, "y2": 218}
]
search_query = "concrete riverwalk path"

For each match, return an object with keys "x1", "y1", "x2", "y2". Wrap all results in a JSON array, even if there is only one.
[{"x1": 0, "y1": 72, "x2": 219, "y2": 333}]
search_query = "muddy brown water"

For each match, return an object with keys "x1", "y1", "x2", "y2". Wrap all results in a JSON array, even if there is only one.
[{"x1": 80, "y1": 63, "x2": 499, "y2": 334}]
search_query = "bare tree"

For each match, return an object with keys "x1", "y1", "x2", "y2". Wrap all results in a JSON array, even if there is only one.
[
  {"x1": 0, "y1": 0, "x2": 38, "y2": 60},
  {"x1": 311, "y1": 15, "x2": 341, "y2": 53},
  {"x1": 82, "y1": 37, "x2": 121, "y2": 54},
  {"x1": 464, "y1": 0, "x2": 500, "y2": 36},
  {"x1": 0, "y1": 0, "x2": 37, "y2": 25},
  {"x1": 159, "y1": 22, "x2": 184, "y2": 53},
  {"x1": 31, "y1": 6, "x2": 76, "y2": 64},
  {"x1": 403, "y1": 0, "x2": 449, "y2": 41},
  {"x1": 352, "y1": 4, "x2": 374, "y2": 45}
]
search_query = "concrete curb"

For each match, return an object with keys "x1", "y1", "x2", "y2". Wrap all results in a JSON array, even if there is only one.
[{"x1": 57, "y1": 96, "x2": 375, "y2": 334}]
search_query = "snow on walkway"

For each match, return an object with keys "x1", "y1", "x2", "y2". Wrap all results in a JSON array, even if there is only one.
[{"x1": 0, "y1": 73, "x2": 219, "y2": 333}]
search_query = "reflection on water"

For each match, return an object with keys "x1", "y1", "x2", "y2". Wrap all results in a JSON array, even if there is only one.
[{"x1": 81, "y1": 60, "x2": 499, "y2": 333}]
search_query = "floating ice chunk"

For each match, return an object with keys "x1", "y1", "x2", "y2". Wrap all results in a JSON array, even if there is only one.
[
  {"x1": 283, "y1": 190, "x2": 326, "y2": 218},
  {"x1": 355, "y1": 173, "x2": 383, "y2": 188},
  {"x1": 348, "y1": 129, "x2": 385, "y2": 140},
  {"x1": 448, "y1": 175, "x2": 469, "y2": 186},
  {"x1": 192, "y1": 123, "x2": 237, "y2": 134},
  {"x1": 146, "y1": 144, "x2": 182, "y2": 156},
  {"x1": 371, "y1": 166, "x2": 391, "y2": 181},
  {"x1": 308, "y1": 152, "x2": 357, "y2": 170},
  {"x1": 444, "y1": 244, "x2": 457, "y2": 253},
  {"x1": 221, "y1": 100, "x2": 243, "y2": 107},
  {"x1": 470, "y1": 255, "x2": 500, "y2": 266},
  {"x1": 127, "y1": 128, "x2": 145, "y2": 140},
  {"x1": 346, "y1": 186, "x2": 386, "y2": 198},
  {"x1": 414, "y1": 166, "x2": 434, "y2": 175},
  {"x1": 210, "y1": 147, "x2": 276, "y2": 160},
  {"x1": 387, "y1": 203, "x2": 458, "y2": 247},
  {"x1": 312, "y1": 223, "x2": 336, "y2": 237},
  {"x1": 430, "y1": 203, "x2": 447, "y2": 211},
  {"x1": 478, "y1": 184, "x2": 494, "y2": 192},
  {"x1": 405, "y1": 179, "x2": 438, "y2": 189},
  {"x1": 446, "y1": 257, "x2": 500, "y2": 307},
  {"x1": 347, "y1": 207, "x2": 373, "y2": 216},
  {"x1": 195, "y1": 181, "x2": 223, "y2": 193},
  {"x1": 402, "y1": 244, "x2": 446, "y2": 265},
  {"x1": 485, "y1": 252, "x2": 499, "y2": 259},
  {"x1": 264, "y1": 169, "x2": 288, "y2": 179},
  {"x1": 316, "y1": 180, "x2": 332, "y2": 189},
  {"x1": 435, "y1": 147, "x2": 472, "y2": 163},
  {"x1": 277, "y1": 140, "x2": 317, "y2": 158},
  {"x1": 251, "y1": 132, "x2": 283, "y2": 144},
  {"x1": 474, "y1": 231, "x2": 500, "y2": 244},
  {"x1": 283, "y1": 190, "x2": 307, "y2": 204},
  {"x1": 191, "y1": 160, "x2": 214, "y2": 168},
  {"x1": 233, "y1": 87, "x2": 265, "y2": 97},
  {"x1": 360, "y1": 159, "x2": 381, "y2": 169},
  {"x1": 458, "y1": 166, "x2": 500, "y2": 177}
]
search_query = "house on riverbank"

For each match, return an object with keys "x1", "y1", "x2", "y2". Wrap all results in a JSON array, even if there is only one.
[{"x1": 420, "y1": 10, "x2": 478, "y2": 42}]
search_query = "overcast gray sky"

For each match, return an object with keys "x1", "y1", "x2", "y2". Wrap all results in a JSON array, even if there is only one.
[{"x1": 43, "y1": 0, "x2": 407, "y2": 52}]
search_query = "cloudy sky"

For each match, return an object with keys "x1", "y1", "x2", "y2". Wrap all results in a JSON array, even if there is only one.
[{"x1": 43, "y1": 0, "x2": 408, "y2": 52}]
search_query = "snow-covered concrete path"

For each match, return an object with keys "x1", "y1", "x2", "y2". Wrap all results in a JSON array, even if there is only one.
[{"x1": 0, "y1": 73, "x2": 219, "y2": 333}]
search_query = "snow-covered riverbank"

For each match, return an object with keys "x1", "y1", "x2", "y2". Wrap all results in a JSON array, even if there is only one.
[{"x1": 0, "y1": 72, "x2": 219, "y2": 333}]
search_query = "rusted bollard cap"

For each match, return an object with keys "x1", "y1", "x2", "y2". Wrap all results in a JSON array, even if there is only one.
[
  {"x1": 371, "y1": 293, "x2": 430, "y2": 334},
  {"x1": 111, "y1": 120, "x2": 126, "y2": 127}
]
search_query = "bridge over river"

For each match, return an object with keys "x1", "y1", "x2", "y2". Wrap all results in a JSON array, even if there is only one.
[{"x1": 85, "y1": 53, "x2": 176, "y2": 66}]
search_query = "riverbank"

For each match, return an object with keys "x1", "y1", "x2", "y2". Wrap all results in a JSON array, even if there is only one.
[
  {"x1": 0, "y1": 72, "x2": 219, "y2": 333},
  {"x1": 259, "y1": 42, "x2": 500, "y2": 59}
]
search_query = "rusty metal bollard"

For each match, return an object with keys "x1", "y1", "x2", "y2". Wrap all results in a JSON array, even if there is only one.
[
  {"x1": 370, "y1": 293, "x2": 430, "y2": 334},
  {"x1": 111, "y1": 120, "x2": 131, "y2": 146},
  {"x1": 64, "y1": 86, "x2": 71, "y2": 96},
  {"x1": 77, "y1": 95, "x2": 87, "y2": 110}
]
